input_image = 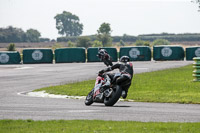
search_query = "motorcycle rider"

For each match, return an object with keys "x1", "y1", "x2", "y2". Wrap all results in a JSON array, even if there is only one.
[
  {"x1": 99, "y1": 56, "x2": 133, "y2": 99},
  {"x1": 97, "y1": 48, "x2": 113, "y2": 67}
]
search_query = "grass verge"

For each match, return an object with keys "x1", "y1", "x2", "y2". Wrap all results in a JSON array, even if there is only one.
[
  {"x1": 35, "y1": 65, "x2": 200, "y2": 104},
  {"x1": 0, "y1": 120, "x2": 200, "y2": 133}
]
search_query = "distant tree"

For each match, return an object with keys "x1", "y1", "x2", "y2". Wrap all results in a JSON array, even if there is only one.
[
  {"x1": 97, "y1": 22, "x2": 112, "y2": 47},
  {"x1": 120, "y1": 39, "x2": 125, "y2": 46},
  {"x1": 122, "y1": 34, "x2": 137, "y2": 42},
  {"x1": 56, "y1": 36, "x2": 77, "y2": 42},
  {"x1": 39, "y1": 38, "x2": 50, "y2": 42},
  {"x1": 26, "y1": 29, "x2": 41, "y2": 42},
  {"x1": 77, "y1": 36, "x2": 92, "y2": 48},
  {"x1": 51, "y1": 39, "x2": 56, "y2": 42},
  {"x1": 151, "y1": 39, "x2": 170, "y2": 46},
  {"x1": 97, "y1": 23, "x2": 112, "y2": 35},
  {"x1": 122, "y1": 34, "x2": 128, "y2": 41},
  {"x1": 192, "y1": 0, "x2": 200, "y2": 11},
  {"x1": 54, "y1": 11, "x2": 83, "y2": 36},
  {"x1": 0, "y1": 26, "x2": 26, "y2": 42}
]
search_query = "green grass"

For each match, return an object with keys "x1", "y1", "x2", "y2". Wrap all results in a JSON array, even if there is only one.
[
  {"x1": 35, "y1": 65, "x2": 200, "y2": 104},
  {"x1": 130, "y1": 64, "x2": 200, "y2": 104},
  {"x1": 0, "y1": 120, "x2": 200, "y2": 133},
  {"x1": 35, "y1": 80, "x2": 94, "y2": 96}
]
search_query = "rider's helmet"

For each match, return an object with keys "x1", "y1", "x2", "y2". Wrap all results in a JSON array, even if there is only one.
[
  {"x1": 120, "y1": 56, "x2": 130, "y2": 63},
  {"x1": 99, "y1": 50, "x2": 105, "y2": 56},
  {"x1": 98, "y1": 48, "x2": 107, "y2": 56}
]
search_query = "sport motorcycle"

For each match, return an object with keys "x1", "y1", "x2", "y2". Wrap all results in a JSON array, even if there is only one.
[{"x1": 85, "y1": 72, "x2": 125, "y2": 106}]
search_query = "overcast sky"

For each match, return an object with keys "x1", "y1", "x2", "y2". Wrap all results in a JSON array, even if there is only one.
[{"x1": 0, "y1": 0, "x2": 199, "y2": 39}]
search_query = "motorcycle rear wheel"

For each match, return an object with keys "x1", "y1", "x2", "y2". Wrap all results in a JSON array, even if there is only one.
[{"x1": 104, "y1": 85, "x2": 122, "y2": 106}]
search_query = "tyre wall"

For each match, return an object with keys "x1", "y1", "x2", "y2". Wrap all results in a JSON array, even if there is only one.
[
  {"x1": 87, "y1": 47, "x2": 118, "y2": 62},
  {"x1": 186, "y1": 47, "x2": 200, "y2": 61},
  {"x1": 0, "y1": 51, "x2": 21, "y2": 64},
  {"x1": 119, "y1": 46, "x2": 151, "y2": 61},
  {"x1": 23, "y1": 49, "x2": 53, "y2": 64},
  {"x1": 55, "y1": 48, "x2": 86, "y2": 63},
  {"x1": 153, "y1": 45, "x2": 184, "y2": 61}
]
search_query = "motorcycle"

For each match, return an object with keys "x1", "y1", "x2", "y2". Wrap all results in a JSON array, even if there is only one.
[
  {"x1": 85, "y1": 72, "x2": 123, "y2": 106},
  {"x1": 97, "y1": 49, "x2": 113, "y2": 67}
]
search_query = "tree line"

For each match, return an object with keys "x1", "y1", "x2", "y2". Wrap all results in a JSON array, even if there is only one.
[
  {"x1": 0, "y1": 26, "x2": 52, "y2": 43},
  {"x1": 57, "y1": 33, "x2": 200, "y2": 43},
  {"x1": 112, "y1": 33, "x2": 200, "y2": 42}
]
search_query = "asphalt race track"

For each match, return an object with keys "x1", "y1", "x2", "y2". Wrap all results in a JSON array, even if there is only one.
[{"x1": 0, "y1": 61, "x2": 200, "y2": 122}]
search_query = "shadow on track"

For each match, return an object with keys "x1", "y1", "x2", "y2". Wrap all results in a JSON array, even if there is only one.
[{"x1": 90, "y1": 105, "x2": 131, "y2": 108}]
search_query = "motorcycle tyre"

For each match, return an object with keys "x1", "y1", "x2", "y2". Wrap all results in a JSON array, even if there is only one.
[
  {"x1": 104, "y1": 85, "x2": 122, "y2": 106},
  {"x1": 85, "y1": 90, "x2": 94, "y2": 106}
]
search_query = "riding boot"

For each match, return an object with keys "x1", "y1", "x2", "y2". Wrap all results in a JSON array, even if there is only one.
[{"x1": 121, "y1": 90, "x2": 127, "y2": 99}]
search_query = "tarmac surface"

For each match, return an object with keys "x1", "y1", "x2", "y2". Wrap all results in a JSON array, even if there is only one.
[{"x1": 1, "y1": 61, "x2": 200, "y2": 122}]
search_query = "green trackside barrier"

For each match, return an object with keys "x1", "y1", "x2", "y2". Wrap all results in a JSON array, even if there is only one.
[
  {"x1": 23, "y1": 49, "x2": 53, "y2": 64},
  {"x1": 0, "y1": 51, "x2": 21, "y2": 64},
  {"x1": 55, "y1": 47, "x2": 86, "y2": 63},
  {"x1": 193, "y1": 57, "x2": 200, "y2": 82},
  {"x1": 119, "y1": 46, "x2": 151, "y2": 61},
  {"x1": 153, "y1": 45, "x2": 184, "y2": 61},
  {"x1": 186, "y1": 47, "x2": 200, "y2": 61},
  {"x1": 87, "y1": 47, "x2": 118, "y2": 62}
]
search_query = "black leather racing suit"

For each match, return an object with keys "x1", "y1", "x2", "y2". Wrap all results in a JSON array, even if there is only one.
[
  {"x1": 101, "y1": 62, "x2": 134, "y2": 97},
  {"x1": 97, "y1": 49, "x2": 113, "y2": 67}
]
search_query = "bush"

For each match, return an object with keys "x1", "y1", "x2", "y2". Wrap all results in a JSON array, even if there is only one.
[
  {"x1": 97, "y1": 33, "x2": 112, "y2": 47},
  {"x1": 135, "y1": 40, "x2": 150, "y2": 46},
  {"x1": 52, "y1": 43, "x2": 63, "y2": 50},
  {"x1": 92, "y1": 40, "x2": 103, "y2": 47},
  {"x1": 144, "y1": 41, "x2": 150, "y2": 46},
  {"x1": 77, "y1": 36, "x2": 92, "y2": 48},
  {"x1": 67, "y1": 41, "x2": 76, "y2": 47},
  {"x1": 7, "y1": 43, "x2": 16, "y2": 51},
  {"x1": 151, "y1": 39, "x2": 170, "y2": 46}
]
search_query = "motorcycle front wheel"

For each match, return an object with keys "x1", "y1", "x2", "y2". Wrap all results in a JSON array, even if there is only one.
[
  {"x1": 104, "y1": 85, "x2": 122, "y2": 106},
  {"x1": 85, "y1": 90, "x2": 94, "y2": 106}
]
